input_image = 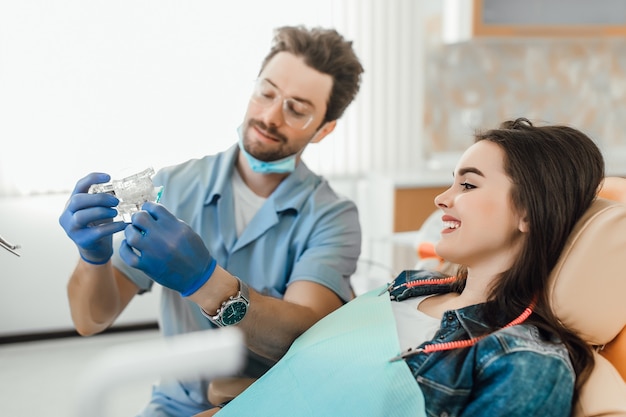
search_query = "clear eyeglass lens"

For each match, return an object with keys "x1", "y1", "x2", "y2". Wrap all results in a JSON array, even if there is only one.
[{"x1": 251, "y1": 80, "x2": 314, "y2": 130}]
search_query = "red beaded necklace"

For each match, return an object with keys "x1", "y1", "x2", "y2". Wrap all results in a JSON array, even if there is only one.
[{"x1": 387, "y1": 276, "x2": 536, "y2": 362}]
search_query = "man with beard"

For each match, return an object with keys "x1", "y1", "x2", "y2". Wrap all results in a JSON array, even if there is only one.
[{"x1": 59, "y1": 25, "x2": 364, "y2": 416}]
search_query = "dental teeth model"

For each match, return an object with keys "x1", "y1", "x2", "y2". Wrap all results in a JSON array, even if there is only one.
[{"x1": 88, "y1": 167, "x2": 163, "y2": 222}]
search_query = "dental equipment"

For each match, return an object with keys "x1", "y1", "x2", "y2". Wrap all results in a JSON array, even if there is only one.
[
  {"x1": 0, "y1": 234, "x2": 20, "y2": 256},
  {"x1": 88, "y1": 167, "x2": 163, "y2": 222},
  {"x1": 73, "y1": 327, "x2": 245, "y2": 417}
]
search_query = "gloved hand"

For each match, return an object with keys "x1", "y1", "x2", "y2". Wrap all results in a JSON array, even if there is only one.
[
  {"x1": 119, "y1": 201, "x2": 217, "y2": 296},
  {"x1": 59, "y1": 173, "x2": 128, "y2": 265}
]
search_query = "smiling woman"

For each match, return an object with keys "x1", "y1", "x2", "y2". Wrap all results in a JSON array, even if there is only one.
[
  {"x1": 197, "y1": 118, "x2": 605, "y2": 417},
  {"x1": 0, "y1": 0, "x2": 334, "y2": 196}
]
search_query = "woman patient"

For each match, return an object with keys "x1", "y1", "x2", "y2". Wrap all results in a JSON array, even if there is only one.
[{"x1": 200, "y1": 118, "x2": 603, "y2": 416}]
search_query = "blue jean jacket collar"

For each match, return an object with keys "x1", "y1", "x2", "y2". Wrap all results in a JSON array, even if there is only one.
[{"x1": 388, "y1": 270, "x2": 497, "y2": 339}]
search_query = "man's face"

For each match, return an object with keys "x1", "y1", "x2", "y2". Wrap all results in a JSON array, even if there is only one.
[{"x1": 241, "y1": 52, "x2": 333, "y2": 162}]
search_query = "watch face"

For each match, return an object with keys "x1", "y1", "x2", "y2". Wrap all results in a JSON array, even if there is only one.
[{"x1": 221, "y1": 301, "x2": 248, "y2": 326}]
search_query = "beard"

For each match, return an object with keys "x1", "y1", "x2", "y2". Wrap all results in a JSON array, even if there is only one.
[{"x1": 243, "y1": 119, "x2": 302, "y2": 162}]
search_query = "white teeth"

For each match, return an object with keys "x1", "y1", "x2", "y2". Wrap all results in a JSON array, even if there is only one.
[{"x1": 443, "y1": 221, "x2": 460, "y2": 229}]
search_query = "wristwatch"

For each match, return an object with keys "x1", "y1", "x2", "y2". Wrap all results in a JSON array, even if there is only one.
[{"x1": 202, "y1": 277, "x2": 250, "y2": 327}]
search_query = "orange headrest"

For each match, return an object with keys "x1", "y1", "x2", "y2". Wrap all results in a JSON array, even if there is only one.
[
  {"x1": 599, "y1": 177, "x2": 626, "y2": 203},
  {"x1": 548, "y1": 198, "x2": 626, "y2": 346}
]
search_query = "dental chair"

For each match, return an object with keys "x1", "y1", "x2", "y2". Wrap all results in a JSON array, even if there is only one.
[
  {"x1": 204, "y1": 177, "x2": 626, "y2": 417},
  {"x1": 552, "y1": 178, "x2": 626, "y2": 416}
]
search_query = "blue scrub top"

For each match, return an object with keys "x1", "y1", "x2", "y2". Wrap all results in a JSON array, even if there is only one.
[{"x1": 111, "y1": 143, "x2": 361, "y2": 412}]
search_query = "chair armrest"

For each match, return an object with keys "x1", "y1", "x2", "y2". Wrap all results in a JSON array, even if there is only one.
[
  {"x1": 574, "y1": 352, "x2": 626, "y2": 417},
  {"x1": 208, "y1": 377, "x2": 257, "y2": 406},
  {"x1": 601, "y1": 325, "x2": 626, "y2": 383},
  {"x1": 192, "y1": 409, "x2": 221, "y2": 417}
]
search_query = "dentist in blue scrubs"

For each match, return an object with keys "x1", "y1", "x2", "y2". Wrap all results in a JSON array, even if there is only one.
[{"x1": 59, "y1": 25, "x2": 364, "y2": 417}]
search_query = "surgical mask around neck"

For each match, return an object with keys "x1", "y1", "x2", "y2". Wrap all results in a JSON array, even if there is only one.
[{"x1": 237, "y1": 125, "x2": 297, "y2": 174}]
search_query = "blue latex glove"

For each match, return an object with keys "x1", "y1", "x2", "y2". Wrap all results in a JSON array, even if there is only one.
[
  {"x1": 119, "y1": 201, "x2": 217, "y2": 296},
  {"x1": 59, "y1": 173, "x2": 128, "y2": 265}
]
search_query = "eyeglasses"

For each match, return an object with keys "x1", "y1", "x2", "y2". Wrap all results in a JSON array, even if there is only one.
[{"x1": 250, "y1": 79, "x2": 315, "y2": 130}]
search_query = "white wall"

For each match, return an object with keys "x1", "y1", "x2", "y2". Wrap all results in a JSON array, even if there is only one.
[{"x1": 0, "y1": 0, "x2": 335, "y2": 195}]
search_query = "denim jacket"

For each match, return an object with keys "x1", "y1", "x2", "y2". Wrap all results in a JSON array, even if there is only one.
[{"x1": 390, "y1": 270, "x2": 575, "y2": 417}]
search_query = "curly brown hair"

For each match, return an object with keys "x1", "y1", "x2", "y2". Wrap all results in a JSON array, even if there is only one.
[{"x1": 258, "y1": 26, "x2": 364, "y2": 125}]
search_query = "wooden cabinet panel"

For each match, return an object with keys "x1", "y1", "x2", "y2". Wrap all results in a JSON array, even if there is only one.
[{"x1": 393, "y1": 186, "x2": 447, "y2": 232}]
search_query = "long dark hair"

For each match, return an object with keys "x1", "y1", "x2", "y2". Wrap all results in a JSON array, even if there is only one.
[
  {"x1": 259, "y1": 25, "x2": 364, "y2": 124},
  {"x1": 455, "y1": 118, "x2": 604, "y2": 394}
]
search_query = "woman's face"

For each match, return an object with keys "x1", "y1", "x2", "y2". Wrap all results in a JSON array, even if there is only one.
[{"x1": 434, "y1": 140, "x2": 528, "y2": 274}]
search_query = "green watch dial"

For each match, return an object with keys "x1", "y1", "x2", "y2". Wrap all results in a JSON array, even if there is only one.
[{"x1": 221, "y1": 301, "x2": 248, "y2": 326}]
